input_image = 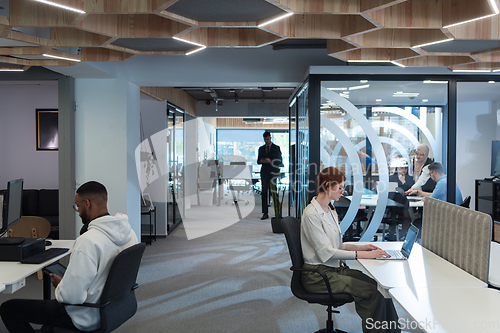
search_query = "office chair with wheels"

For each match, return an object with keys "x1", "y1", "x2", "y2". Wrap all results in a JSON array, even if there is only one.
[
  {"x1": 381, "y1": 187, "x2": 411, "y2": 241},
  {"x1": 459, "y1": 196, "x2": 471, "y2": 208},
  {"x1": 280, "y1": 217, "x2": 354, "y2": 333},
  {"x1": 44, "y1": 243, "x2": 146, "y2": 333}
]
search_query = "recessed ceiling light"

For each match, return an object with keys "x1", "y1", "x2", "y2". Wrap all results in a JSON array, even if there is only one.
[
  {"x1": 0, "y1": 68, "x2": 25, "y2": 72},
  {"x1": 422, "y1": 99, "x2": 429, "y2": 103},
  {"x1": 423, "y1": 80, "x2": 448, "y2": 84},
  {"x1": 349, "y1": 84, "x2": 370, "y2": 91},
  {"x1": 360, "y1": 80, "x2": 368, "y2": 83},
  {"x1": 327, "y1": 87, "x2": 348, "y2": 91},
  {"x1": 393, "y1": 92, "x2": 419, "y2": 97},
  {"x1": 452, "y1": 69, "x2": 492, "y2": 73},
  {"x1": 376, "y1": 99, "x2": 382, "y2": 102},
  {"x1": 489, "y1": 81, "x2": 495, "y2": 84}
]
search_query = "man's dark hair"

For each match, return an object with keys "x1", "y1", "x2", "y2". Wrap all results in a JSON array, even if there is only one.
[
  {"x1": 77, "y1": 181, "x2": 107, "y2": 201},
  {"x1": 263, "y1": 131, "x2": 271, "y2": 138},
  {"x1": 428, "y1": 162, "x2": 444, "y2": 174}
]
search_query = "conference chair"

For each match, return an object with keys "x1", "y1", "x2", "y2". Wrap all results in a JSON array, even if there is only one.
[
  {"x1": 459, "y1": 196, "x2": 471, "y2": 208},
  {"x1": 280, "y1": 217, "x2": 354, "y2": 333},
  {"x1": 45, "y1": 243, "x2": 146, "y2": 333},
  {"x1": 381, "y1": 187, "x2": 411, "y2": 241}
]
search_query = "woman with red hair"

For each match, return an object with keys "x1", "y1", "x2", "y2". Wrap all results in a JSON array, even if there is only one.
[{"x1": 301, "y1": 167, "x2": 400, "y2": 333}]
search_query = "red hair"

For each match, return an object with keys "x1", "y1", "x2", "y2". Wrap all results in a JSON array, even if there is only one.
[{"x1": 316, "y1": 167, "x2": 346, "y2": 193}]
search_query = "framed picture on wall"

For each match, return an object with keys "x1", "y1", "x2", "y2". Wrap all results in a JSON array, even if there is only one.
[{"x1": 36, "y1": 109, "x2": 58, "y2": 150}]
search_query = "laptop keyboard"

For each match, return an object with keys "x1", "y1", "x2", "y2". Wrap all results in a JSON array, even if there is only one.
[
  {"x1": 20, "y1": 248, "x2": 69, "y2": 264},
  {"x1": 386, "y1": 250, "x2": 405, "y2": 259}
]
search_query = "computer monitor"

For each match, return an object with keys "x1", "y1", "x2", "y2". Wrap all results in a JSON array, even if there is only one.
[{"x1": 0, "y1": 179, "x2": 24, "y2": 237}]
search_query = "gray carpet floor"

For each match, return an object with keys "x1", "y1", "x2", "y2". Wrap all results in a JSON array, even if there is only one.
[{"x1": 0, "y1": 193, "x2": 423, "y2": 333}]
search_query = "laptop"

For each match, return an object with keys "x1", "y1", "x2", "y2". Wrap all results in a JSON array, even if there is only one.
[{"x1": 377, "y1": 224, "x2": 419, "y2": 260}]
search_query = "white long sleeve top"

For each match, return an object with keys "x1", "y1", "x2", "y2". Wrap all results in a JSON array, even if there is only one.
[{"x1": 301, "y1": 197, "x2": 355, "y2": 267}]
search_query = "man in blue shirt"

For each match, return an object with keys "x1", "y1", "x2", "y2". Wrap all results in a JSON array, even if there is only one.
[{"x1": 407, "y1": 162, "x2": 463, "y2": 204}]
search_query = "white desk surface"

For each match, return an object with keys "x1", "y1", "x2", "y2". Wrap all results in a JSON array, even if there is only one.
[
  {"x1": 0, "y1": 240, "x2": 74, "y2": 290},
  {"x1": 356, "y1": 242, "x2": 487, "y2": 290},
  {"x1": 489, "y1": 241, "x2": 500, "y2": 288},
  {"x1": 390, "y1": 287, "x2": 500, "y2": 333},
  {"x1": 346, "y1": 194, "x2": 424, "y2": 207}
]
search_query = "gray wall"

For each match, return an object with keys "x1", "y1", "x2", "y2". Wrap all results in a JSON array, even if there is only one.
[{"x1": 0, "y1": 81, "x2": 59, "y2": 189}]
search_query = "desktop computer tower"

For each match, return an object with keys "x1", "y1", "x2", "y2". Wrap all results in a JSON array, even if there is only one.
[{"x1": 0, "y1": 238, "x2": 45, "y2": 261}]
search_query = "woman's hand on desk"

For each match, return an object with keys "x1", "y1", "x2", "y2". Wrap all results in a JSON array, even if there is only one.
[
  {"x1": 357, "y1": 249, "x2": 390, "y2": 259},
  {"x1": 50, "y1": 273, "x2": 62, "y2": 288}
]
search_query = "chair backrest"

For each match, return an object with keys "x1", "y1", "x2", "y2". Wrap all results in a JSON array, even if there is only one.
[
  {"x1": 7, "y1": 216, "x2": 51, "y2": 238},
  {"x1": 281, "y1": 216, "x2": 303, "y2": 269},
  {"x1": 459, "y1": 196, "x2": 471, "y2": 208},
  {"x1": 97, "y1": 243, "x2": 146, "y2": 333}
]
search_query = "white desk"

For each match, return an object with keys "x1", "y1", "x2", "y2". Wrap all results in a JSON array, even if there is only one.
[
  {"x1": 389, "y1": 287, "x2": 500, "y2": 333},
  {"x1": 407, "y1": 196, "x2": 424, "y2": 208},
  {"x1": 0, "y1": 240, "x2": 74, "y2": 298},
  {"x1": 489, "y1": 241, "x2": 500, "y2": 288},
  {"x1": 356, "y1": 242, "x2": 487, "y2": 296}
]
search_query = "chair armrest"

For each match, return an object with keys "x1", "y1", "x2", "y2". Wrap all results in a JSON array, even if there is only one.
[{"x1": 290, "y1": 266, "x2": 338, "y2": 304}]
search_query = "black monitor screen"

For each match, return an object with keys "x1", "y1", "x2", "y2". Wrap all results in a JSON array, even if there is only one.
[
  {"x1": 492, "y1": 141, "x2": 500, "y2": 177},
  {"x1": 1, "y1": 179, "x2": 23, "y2": 235}
]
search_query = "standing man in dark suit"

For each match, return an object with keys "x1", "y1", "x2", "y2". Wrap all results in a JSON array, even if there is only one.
[{"x1": 258, "y1": 131, "x2": 282, "y2": 220}]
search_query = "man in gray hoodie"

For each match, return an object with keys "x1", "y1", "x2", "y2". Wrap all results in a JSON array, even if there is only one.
[{"x1": 0, "y1": 181, "x2": 138, "y2": 332}]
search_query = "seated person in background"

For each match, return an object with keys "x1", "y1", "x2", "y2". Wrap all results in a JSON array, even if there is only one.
[
  {"x1": 301, "y1": 167, "x2": 400, "y2": 333},
  {"x1": 0, "y1": 181, "x2": 139, "y2": 333},
  {"x1": 406, "y1": 162, "x2": 463, "y2": 205},
  {"x1": 389, "y1": 159, "x2": 414, "y2": 192},
  {"x1": 405, "y1": 144, "x2": 436, "y2": 195}
]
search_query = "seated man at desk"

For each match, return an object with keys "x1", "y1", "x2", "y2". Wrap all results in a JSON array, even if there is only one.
[
  {"x1": 406, "y1": 162, "x2": 463, "y2": 204},
  {"x1": 0, "y1": 181, "x2": 138, "y2": 333}
]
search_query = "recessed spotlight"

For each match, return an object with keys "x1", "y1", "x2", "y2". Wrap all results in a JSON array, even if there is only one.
[
  {"x1": 422, "y1": 99, "x2": 429, "y2": 103},
  {"x1": 489, "y1": 81, "x2": 495, "y2": 84},
  {"x1": 360, "y1": 80, "x2": 368, "y2": 83},
  {"x1": 376, "y1": 99, "x2": 382, "y2": 102}
]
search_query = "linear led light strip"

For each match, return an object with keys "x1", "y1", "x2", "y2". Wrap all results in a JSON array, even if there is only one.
[
  {"x1": 0, "y1": 68, "x2": 24, "y2": 71},
  {"x1": 347, "y1": 60, "x2": 405, "y2": 68},
  {"x1": 34, "y1": 0, "x2": 85, "y2": 14},
  {"x1": 444, "y1": 0, "x2": 499, "y2": 30},
  {"x1": 412, "y1": 38, "x2": 454, "y2": 49},
  {"x1": 43, "y1": 54, "x2": 81, "y2": 62},
  {"x1": 423, "y1": 80, "x2": 448, "y2": 84},
  {"x1": 393, "y1": 91, "x2": 419, "y2": 97},
  {"x1": 452, "y1": 69, "x2": 492, "y2": 72},
  {"x1": 173, "y1": 37, "x2": 206, "y2": 55},
  {"x1": 258, "y1": 12, "x2": 294, "y2": 27}
]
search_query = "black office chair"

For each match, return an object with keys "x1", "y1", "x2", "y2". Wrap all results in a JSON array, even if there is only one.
[
  {"x1": 459, "y1": 196, "x2": 471, "y2": 208},
  {"x1": 45, "y1": 243, "x2": 146, "y2": 333},
  {"x1": 335, "y1": 196, "x2": 367, "y2": 242},
  {"x1": 381, "y1": 187, "x2": 411, "y2": 241},
  {"x1": 280, "y1": 217, "x2": 354, "y2": 333}
]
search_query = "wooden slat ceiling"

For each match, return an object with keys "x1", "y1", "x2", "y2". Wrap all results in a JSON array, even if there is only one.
[{"x1": 1, "y1": 0, "x2": 500, "y2": 71}]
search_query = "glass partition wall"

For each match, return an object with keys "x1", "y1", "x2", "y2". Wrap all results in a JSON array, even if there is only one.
[
  {"x1": 291, "y1": 77, "x2": 450, "y2": 241},
  {"x1": 167, "y1": 104, "x2": 184, "y2": 233}
]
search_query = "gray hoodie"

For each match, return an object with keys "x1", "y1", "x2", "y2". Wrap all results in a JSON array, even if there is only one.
[{"x1": 55, "y1": 213, "x2": 138, "y2": 331}]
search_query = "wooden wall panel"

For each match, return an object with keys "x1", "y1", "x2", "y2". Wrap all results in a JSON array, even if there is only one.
[
  {"x1": 266, "y1": 14, "x2": 375, "y2": 38},
  {"x1": 9, "y1": 0, "x2": 81, "y2": 26},
  {"x1": 81, "y1": 47, "x2": 135, "y2": 61},
  {"x1": 78, "y1": 14, "x2": 191, "y2": 38},
  {"x1": 347, "y1": 28, "x2": 449, "y2": 48},
  {"x1": 368, "y1": 1, "x2": 443, "y2": 28},
  {"x1": 141, "y1": 87, "x2": 196, "y2": 117},
  {"x1": 50, "y1": 27, "x2": 112, "y2": 46},
  {"x1": 442, "y1": 0, "x2": 493, "y2": 28}
]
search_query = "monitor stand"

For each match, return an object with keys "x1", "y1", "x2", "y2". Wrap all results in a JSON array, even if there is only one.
[{"x1": 0, "y1": 237, "x2": 25, "y2": 245}]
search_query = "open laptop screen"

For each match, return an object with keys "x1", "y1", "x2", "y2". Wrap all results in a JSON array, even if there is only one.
[{"x1": 402, "y1": 224, "x2": 419, "y2": 256}]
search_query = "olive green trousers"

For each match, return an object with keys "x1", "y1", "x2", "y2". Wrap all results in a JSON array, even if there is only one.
[{"x1": 301, "y1": 264, "x2": 400, "y2": 333}]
